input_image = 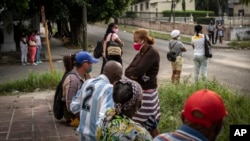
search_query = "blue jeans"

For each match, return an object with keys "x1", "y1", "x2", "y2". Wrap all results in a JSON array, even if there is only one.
[
  {"x1": 193, "y1": 55, "x2": 208, "y2": 82},
  {"x1": 36, "y1": 45, "x2": 42, "y2": 62}
]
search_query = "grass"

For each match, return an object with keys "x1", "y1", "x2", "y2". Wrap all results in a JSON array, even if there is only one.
[
  {"x1": 228, "y1": 41, "x2": 250, "y2": 49},
  {"x1": 0, "y1": 71, "x2": 250, "y2": 141},
  {"x1": 158, "y1": 79, "x2": 250, "y2": 141},
  {"x1": 0, "y1": 71, "x2": 63, "y2": 95}
]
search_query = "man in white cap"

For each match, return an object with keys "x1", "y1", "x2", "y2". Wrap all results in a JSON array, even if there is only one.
[{"x1": 168, "y1": 29, "x2": 186, "y2": 84}]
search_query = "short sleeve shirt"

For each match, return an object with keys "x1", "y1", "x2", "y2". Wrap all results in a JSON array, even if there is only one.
[{"x1": 168, "y1": 40, "x2": 184, "y2": 57}]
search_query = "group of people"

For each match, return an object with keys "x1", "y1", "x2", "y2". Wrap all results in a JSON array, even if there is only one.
[
  {"x1": 169, "y1": 24, "x2": 215, "y2": 83},
  {"x1": 56, "y1": 22, "x2": 228, "y2": 141},
  {"x1": 207, "y1": 20, "x2": 225, "y2": 45},
  {"x1": 20, "y1": 30, "x2": 43, "y2": 66}
]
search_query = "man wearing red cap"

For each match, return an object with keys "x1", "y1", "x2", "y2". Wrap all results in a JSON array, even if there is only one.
[{"x1": 154, "y1": 89, "x2": 228, "y2": 141}]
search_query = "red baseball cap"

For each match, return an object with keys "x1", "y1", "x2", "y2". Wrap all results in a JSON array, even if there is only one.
[{"x1": 183, "y1": 89, "x2": 228, "y2": 128}]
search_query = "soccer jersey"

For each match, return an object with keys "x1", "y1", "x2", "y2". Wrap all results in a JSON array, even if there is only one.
[{"x1": 70, "y1": 74, "x2": 114, "y2": 141}]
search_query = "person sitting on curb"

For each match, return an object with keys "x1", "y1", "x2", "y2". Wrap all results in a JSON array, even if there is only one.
[
  {"x1": 153, "y1": 89, "x2": 228, "y2": 141},
  {"x1": 62, "y1": 51, "x2": 97, "y2": 126},
  {"x1": 97, "y1": 78, "x2": 153, "y2": 141}
]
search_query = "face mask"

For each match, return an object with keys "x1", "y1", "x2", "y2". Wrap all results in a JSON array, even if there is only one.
[
  {"x1": 86, "y1": 66, "x2": 92, "y2": 73},
  {"x1": 113, "y1": 28, "x2": 118, "y2": 33},
  {"x1": 133, "y1": 40, "x2": 144, "y2": 51}
]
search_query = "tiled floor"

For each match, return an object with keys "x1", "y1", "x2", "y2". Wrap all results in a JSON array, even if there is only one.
[{"x1": 0, "y1": 91, "x2": 79, "y2": 141}]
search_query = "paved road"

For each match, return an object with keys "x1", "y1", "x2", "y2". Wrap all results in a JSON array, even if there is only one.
[
  {"x1": 87, "y1": 25, "x2": 250, "y2": 95},
  {"x1": 0, "y1": 25, "x2": 250, "y2": 95}
]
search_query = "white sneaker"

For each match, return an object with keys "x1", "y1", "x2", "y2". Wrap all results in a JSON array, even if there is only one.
[
  {"x1": 22, "y1": 63, "x2": 26, "y2": 66},
  {"x1": 32, "y1": 63, "x2": 37, "y2": 66},
  {"x1": 39, "y1": 61, "x2": 43, "y2": 63},
  {"x1": 25, "y1": 62, "x2": 30, "y2": 65}
]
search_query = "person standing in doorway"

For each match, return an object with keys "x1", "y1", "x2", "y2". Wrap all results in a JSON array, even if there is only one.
[{"x1": 169, "y1": 29, "x2": 186, "y2": 84}]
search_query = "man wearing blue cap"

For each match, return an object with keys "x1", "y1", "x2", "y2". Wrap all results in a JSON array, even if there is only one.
[
  {"x1": 62, "y1": 51, "x2": 98, "y2": 126},
  {"x1": 70, "y1": 60, "x2": 123, "y2": 141}
]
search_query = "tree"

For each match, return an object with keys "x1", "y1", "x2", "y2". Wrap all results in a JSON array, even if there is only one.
[{"x1": 240, "y1": 0, "x2": 249, "y2": 5}]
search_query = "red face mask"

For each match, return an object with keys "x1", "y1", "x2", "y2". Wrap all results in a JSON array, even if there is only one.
[{"x1": 133, "y1": 40, "x2": 144, "y2": 51}]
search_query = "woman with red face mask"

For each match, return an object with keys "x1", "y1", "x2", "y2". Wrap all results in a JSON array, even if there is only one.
[
  {"x1": 125, "y1": 29, "x2": 161, "y2": 138},
  {"x1": 100, "y1": 23, "x2": 124, "y2": 74}
]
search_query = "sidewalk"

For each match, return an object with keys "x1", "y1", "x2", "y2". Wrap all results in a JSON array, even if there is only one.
[{"x1": 0, "y1": 91, "x2": 79, "y2": 141}]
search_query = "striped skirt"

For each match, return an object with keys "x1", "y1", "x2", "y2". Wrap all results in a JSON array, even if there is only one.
[{"x1": 132, "y1": 88, "x2": 161, "y2": 130}]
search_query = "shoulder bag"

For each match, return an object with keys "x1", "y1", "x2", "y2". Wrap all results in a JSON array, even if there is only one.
[
  {"x1": 204, "y1": 35, "x2": 212, "y2": 58},
  {"x1": 106, "y1": 33, "x2": 122, "y2": 56},
  {"x1": 167, "y1": 42, "x2": 178, "y2": 62}
]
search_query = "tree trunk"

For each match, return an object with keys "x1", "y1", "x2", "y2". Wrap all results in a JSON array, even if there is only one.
[
  {"x1": 1, "y1": 10, "x2": 15, "y2": 52},
  {"x1": 69, "y1": 18, "x2": 81, "y2": 45}
]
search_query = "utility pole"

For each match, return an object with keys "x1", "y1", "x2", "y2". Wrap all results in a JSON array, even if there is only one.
[{"x1": 82, "y1": 3, "x2": 87, "y2": 51}]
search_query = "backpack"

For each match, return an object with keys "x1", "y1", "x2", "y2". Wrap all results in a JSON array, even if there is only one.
[
  {"x1": 166, "y1": 42, "x2": 178, "y2": 62},
  {"x1": 93, "y1": 40, "x2": 103, "y2": 58},
  {"x1": 53, "y1": 72, "x2": 75, "y2": 120}
]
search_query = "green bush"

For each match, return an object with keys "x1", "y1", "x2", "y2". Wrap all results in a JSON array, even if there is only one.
[
  {"x1": 197, "y1": 17, "x2": 215, "y2": 24},
  {"x1": 126, "y1": 11, "x2": 137, "y2": 19},
  {"x1": 162, "y1": 10, "x2": 214, "y2": 21}
]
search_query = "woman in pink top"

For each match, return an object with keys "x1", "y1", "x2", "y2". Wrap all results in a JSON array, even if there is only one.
[
  {"x1": 28, "y1": 31, "x2": 37, "y2": 65},
  {"x1": 100, "y1": 23, "x2": 124, "y2": 74}
]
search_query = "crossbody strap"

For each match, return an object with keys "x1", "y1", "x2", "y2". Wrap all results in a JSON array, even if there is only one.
[
  {"x1": 169, "y1": 41, "x2": 178, "y2": 51},
  {"x1": 110, "y1": 33, "x2": 113, "y2": 42}
]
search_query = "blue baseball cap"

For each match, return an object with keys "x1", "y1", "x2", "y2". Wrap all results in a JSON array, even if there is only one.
[{"x1": 75, "y1": 51, "x2": 98, "y2": 64}]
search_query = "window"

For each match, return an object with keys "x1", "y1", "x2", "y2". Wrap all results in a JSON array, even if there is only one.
[
  {"x1": 135, "y1": 5, "x2": 138, "y2": 12},
  {"x1": 146, "y1": 2, "x2": 149, "y2": 9},
  {"x1": 140, "y1": 3, "x2": 143, "y2": 11}
]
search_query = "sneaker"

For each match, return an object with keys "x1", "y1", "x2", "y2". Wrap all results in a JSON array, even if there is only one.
[
  {"x1": 22, "y1": 63, "x2": 26, "y2": 66},
  {"x1": 25, "y1": 62, "x2": 30, "y2": 65},
  {"x1": 69, "y1": 118, "x2": 80, "y2": 127},
  {"x1": 39, "y1": 61, "x2": 43, "y2": 63},
  {"x1": 32, "y1": 63, "x2": 37, "y2": 66}
]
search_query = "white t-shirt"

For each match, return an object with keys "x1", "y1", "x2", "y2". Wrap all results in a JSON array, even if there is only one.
[
  {"x1": 191, "y1": 34, "x2": 209, "y2": 56},
  {"x1": 35, "y1": 35, "x2": 41, "y2": 45}
]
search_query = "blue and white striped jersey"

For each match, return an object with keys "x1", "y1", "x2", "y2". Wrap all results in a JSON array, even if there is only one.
[{"x1": 70, "y1": 74, "x2": 114, "y2": 141}]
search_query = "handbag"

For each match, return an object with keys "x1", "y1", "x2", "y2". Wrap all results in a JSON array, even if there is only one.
[
  {"x1": 166, "y1": 42, "x2": 178, "y2": 62},
  {"x1": 204, "y1": 35, "x2": 212, "y2": 58},
  {"x1": 93, "y1": 40, "x2": 103, "y2": 58},
  {"x1": 29, "y1": 40, "x2": 36, "y2": 46},
  {"x1": 106, "y1": 33, "x2": 122, "y2": 56}
]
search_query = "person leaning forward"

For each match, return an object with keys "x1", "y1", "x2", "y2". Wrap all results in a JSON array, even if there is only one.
[
  {"x1": 153, "y1": 89, "x2": 228, "y2": 141},
  {"x1": 97, "y1": 78, "x2": 153, "y2": 141},
  {"x1": 70, "y1": 60, "x2": 123, "y2": 141}
]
